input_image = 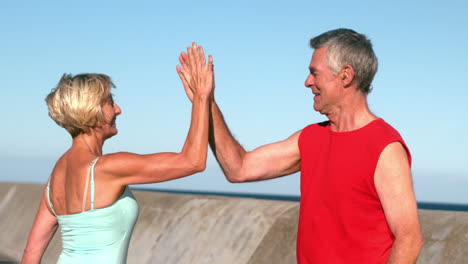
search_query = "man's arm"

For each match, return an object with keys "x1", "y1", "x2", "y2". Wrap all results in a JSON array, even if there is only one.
[
  {"x1": 374, "y1": 142, "x2": 424, "y2": 264},
  {"x1": 177, "y1": 50, "x2": 301, "y2": 182},
  {"x1": 209, "y1": 101, "x2": 301, "y2": 182}
]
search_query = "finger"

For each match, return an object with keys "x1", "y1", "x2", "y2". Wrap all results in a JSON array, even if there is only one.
[
  {"x1": 189, "y1": 45, "x2": 198, "y2": 72},
  {"x1": 191, "y1": 42, "x2": 200, "y2": 73},
  {"x1": 187, "y1": 46, "x2": 196, "y2": 73},
  {"x1": 199, "y1": 45, "x2": 206, "y2": 67},
  {"x1": 208, "y1": 55, "x2": 215, "y2": 90},
  {"x1": 176, "y1": 65, "x2": 186, "y2": 81},
  {"x1": 180, "y1": 52, "x2": 189, "y2": 64},
  {"x1": 177, "y1": 71, "x2": 194, "y2": 101},
  {"x1": 176, "y1": 64, "x2": 183, "y2": 74},
  {"x1": 208, "y1": 55, "x2": 213, "y2": 70},
  {"x1": 180, "y1": 69, "x2": 195, "y2": 96},
  {"x1": 178, "y1": 66, "x2": 191, "y2": 82},
  {"x1": 179, "y1": 53, "x2": 190, "y2": 71},
  {"x1": 185, "y1": 46, "x2": 191, "y2": 64},
  {"x1": 176, "y1": 65, "x2": 192, "y2": 90}
]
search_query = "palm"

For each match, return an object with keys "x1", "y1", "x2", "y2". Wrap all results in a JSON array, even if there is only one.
[{"x1": 177, "y1": 42, "x2": 214, "y2": 102}]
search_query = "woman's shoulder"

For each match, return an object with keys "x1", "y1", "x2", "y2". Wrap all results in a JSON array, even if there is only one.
[
  {"x1": 98, "y1": 152, "x2": 143, "y2": 168},
  {"x1": 93, "y1": 152, "x2": 136, "y2": 181}
]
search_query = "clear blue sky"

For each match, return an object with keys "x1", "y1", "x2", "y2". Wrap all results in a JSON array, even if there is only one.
[{"x1": 1, "y1": 0, "x2": 467, "y2": 204}]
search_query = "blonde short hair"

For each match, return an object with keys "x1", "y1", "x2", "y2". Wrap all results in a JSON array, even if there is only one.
[{"x1": 46, "y1": 73, "x2": 115, "y2": 137}]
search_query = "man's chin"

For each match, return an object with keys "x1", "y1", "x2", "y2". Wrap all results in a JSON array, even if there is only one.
[{"x1": 313, "y1": 104, "x2": 321, "y2": 113}]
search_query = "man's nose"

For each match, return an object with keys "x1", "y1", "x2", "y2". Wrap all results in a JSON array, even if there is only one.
[{"x1": 305, "y1": 74, "x2": 314, "y2": 88}]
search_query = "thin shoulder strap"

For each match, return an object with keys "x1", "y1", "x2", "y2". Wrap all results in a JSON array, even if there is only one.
[
  {"x1": 81, "y1": 166, "x2": 91, "y2": 212},
  {"x1": 90, "y1": 157, "x2": 100, "y2": 210},
  {"x1": 81, "y1": 157, "x2": 100, "y2": 212},
  {"x1": 46, "y1": 182, "x2": 57, "y2": 216}
]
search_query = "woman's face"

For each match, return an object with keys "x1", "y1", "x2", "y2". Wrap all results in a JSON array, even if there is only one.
[{"x1": 100, "y1": 95, "x2": 121, "y2": 139}]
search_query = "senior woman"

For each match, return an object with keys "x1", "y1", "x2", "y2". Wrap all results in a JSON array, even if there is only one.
[{"x1": 21, "y1": 43, "x2": 213, "y2": 264}]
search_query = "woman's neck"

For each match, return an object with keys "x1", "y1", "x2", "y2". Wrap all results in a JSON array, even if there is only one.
[{"x1": 73, "y1": 132, "x2": 104, "y2": 157}]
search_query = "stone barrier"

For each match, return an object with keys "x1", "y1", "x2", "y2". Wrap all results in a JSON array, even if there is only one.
[{"x1": 1, "y1": 182, "x2": 467, "y2": 263}]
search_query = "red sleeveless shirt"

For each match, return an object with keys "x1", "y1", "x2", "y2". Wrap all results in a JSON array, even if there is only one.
[{"x1": 297, "y1": 119, "x2": 411, "y2": 263}]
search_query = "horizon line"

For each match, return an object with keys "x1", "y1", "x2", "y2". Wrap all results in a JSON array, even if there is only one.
[{"x1": 133, "y1": 187, "x2": 468, "y2": 212}]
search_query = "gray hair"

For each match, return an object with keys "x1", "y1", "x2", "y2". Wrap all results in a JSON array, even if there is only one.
[{"x1": 310, "y1": 28, "x2": 378, "y2": 94}]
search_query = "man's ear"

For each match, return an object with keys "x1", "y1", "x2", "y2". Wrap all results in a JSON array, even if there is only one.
[{"x1": 340, "y1": 65, "x2": 355, "y2": 87}]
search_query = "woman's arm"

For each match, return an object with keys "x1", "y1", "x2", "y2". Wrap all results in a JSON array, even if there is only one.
[
  {"x1": 104, "y1": 43, "x2": 214, "y2": 185},
  {"x1": 21, "y1": 189, "x2": 58, "y2": 264},
  {"x1": 177, "y1": 45, "x2": 302, "y2": 183}
]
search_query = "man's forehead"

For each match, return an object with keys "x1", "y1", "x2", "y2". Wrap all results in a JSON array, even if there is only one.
[
  {"x1": 312, "y1": 47, "x2": 327, "y2": 59},
  {"x1": 309, "y1": 47, "x2": 327, "y2": 68}
]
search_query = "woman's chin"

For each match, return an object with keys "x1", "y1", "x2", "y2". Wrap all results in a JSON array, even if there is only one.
[{"x1": 104, "y1": 129, "x2": 118, "y2": 140}]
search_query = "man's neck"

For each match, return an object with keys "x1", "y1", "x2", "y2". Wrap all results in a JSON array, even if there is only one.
[{"x1": 326, "y1": 93, "x2": 378, "y2": 132}]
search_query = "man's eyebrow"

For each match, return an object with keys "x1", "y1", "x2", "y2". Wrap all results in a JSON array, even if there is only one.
[{"x1": 309, "y1": 67, "x2": 317, "y2": 73}]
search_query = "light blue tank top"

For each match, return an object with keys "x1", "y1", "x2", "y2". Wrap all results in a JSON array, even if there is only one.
[{"x1": 47, "y1": 158, "x2": 139, "y2": 264}]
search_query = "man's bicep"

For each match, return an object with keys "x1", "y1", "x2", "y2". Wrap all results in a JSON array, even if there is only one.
[
  {"x1": 375, "y1": 142, "x2": 420, "y2": 236},
  {"x1": 241, "y1": 130, "x2": 302, "y2": 182}
]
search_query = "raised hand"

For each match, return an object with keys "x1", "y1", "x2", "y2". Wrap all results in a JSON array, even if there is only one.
[{"x1": 176, "y1": 42, "x2": 214, "y2": 102}]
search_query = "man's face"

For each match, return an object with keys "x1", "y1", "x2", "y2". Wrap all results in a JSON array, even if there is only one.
[{"x1": 304, "y1": 47, "x2": 343, "y2": 115}]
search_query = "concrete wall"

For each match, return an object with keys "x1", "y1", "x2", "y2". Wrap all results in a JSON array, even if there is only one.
[{"x1": 1, "y1": 182, "x2": 467, "y2": 264}]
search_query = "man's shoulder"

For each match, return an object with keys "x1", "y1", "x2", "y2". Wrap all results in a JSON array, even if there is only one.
[
  {"x1": 298, "y1": 121, "x2": 330, "y2": 146},
  {"x1": 302, "y1": 120, "x2": 330, "y2": 132},
  {"x1": 372, "y1": 119, "x2": 411, "y2": 164},
  {"x1": 371, "y1": 119, "x2": 403, "y2": 138}
]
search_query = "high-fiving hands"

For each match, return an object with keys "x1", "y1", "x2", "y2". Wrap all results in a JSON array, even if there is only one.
[{"x1": 177, "y1": 42, "x2": 214, "y2": 102}]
